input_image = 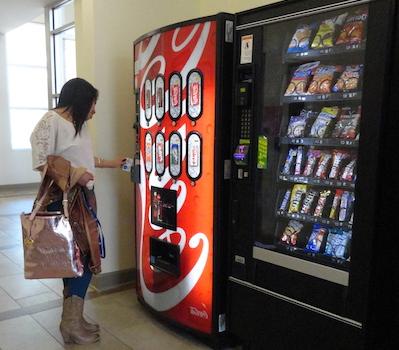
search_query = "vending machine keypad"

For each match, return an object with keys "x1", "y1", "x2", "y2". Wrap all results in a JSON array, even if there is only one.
[{"x1": 240, "y1": 108, "x2": 252, "y2": 139}]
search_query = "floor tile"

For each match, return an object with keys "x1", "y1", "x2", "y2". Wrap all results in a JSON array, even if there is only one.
[
  {"x1": 0, "y1": 274, "x2": 52, "y2": 299},
  {"x1": 0, "y1": 287, "x2": 21, "y2": 313},
  {"x1": 40, "y1": 278, "x2": 64, "y2": 297},
  {"x1": 0, "y1": 196, "x2": 34, "y2": 216},
  {"x1": 0, "y1": 247, "x2": 24, "y2": 266},
  {"x1": 0, "y1": 258, "x2": 23, "y2": 277},
  {"x1": 16, "y1": 291, "x2": 61, "y2": 308},
  {"x1": 0, "y1": 315, "x2": 63, "y2": 350}
]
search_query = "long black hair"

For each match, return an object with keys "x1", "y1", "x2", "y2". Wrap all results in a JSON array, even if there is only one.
[{"x1": 56, "y1": 78, "x2": 99, "y2": 135}]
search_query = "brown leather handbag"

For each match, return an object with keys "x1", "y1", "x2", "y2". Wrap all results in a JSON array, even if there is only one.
[{"x1": 20, "y1": 177, "x2": 84, "y2": 279}]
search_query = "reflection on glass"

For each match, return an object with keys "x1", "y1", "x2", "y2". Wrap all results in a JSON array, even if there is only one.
[{"x1": 52, "y1": 0, "x2": 74, "y2": 30}]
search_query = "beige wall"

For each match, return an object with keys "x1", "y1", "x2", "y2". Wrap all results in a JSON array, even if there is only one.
[{"x1": 74, "y1": 0, "x2": 280, "y2": 275}]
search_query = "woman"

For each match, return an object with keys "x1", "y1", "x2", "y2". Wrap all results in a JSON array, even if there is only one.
[{"x1": 30, "y1": 78, "x2": 124, "y2": 345}]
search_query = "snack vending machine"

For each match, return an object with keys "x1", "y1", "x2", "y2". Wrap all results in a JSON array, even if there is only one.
[
  {"x1": 133, "y1": 14, "x2": 234, "y2": 341},
  {"x1": 227, "y1": 0, "x2": 398, "y2": 349}
]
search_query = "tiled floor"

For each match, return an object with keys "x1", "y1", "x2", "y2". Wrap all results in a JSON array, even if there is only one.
[{"x1": 0, "y1": 192, "x2": 214, "y2": 350}]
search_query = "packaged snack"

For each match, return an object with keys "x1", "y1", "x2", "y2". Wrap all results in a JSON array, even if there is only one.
[
  {"x1": 279, "y1": 189, "x2": 291, "y2": 212},
  {"x1": 315, "y1": 152, "x2": 332, "y2": 179},
  {"x1": 303, "y1": 148, "x2": 321, "y2": 176},
  {"x1": 306, "y1": 224, "x2": 328, "y2": 252},
  {"x1": 308, "y1": 65, "x2": 343, "y2": 94},
  {"x1": 341, "y1": 158, "x2": 356, "y2": 181},
  {"x1": 310, "y1": 106, "x2": 340, "y2": 138},
  {"x1": 281, "y1": 220, "x2": 304, "y2": 246},
  {"x1": 282, "y1": 148, "x2": 297, "y2": 175},
  {"x1": 336, "y1": 9, "x2": 368, "y2": 45},
  {"x1": 285, "y1": 61, "x2": 320, "y2": 96},
  {"x1": 295, "y1": 146, "x2": 305, "y2": 175},
  {"x1": 331, "y1": 106, "x2": 361, "y2": 139},
  {"x1": 287, "y1": 24, "x2": 314, "y2": 53},
  {"x1": 332, "y1": 65, "x2": 363, "y2": 92},
  {"x1": 311, "y1": 13, "x2": 347, "y2": 49},
  {"x1": 313, "y1": 190, "x2": 331, "y2": 217},
  {"x1": 300, "y1": 189, "x2": 318, "y2": 214},
  {"x1": 339, "y1": 191, "x2": 355, "y2": 222},
  {"x1": 329, "y1": 150, "x2": 350, "y2": 179},
  {"x1": 286, "y1": 109, "x2": 316, "y2": 137},
  {"x1": 325, "y1": 228, "x2": 351, "y2": 259},
  {"x1": 288, "y1": 184, "x2": 307, "y2": 213},
  {"x1": 329, "y1": 189, "x2": 344, "y2": 219}
]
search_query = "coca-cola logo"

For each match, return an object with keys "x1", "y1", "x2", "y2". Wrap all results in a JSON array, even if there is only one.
[{"x1": 189, "y1": 306, "x2": 209, "y2": 319}]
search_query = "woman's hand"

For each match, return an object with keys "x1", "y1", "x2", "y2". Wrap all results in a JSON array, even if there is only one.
[
  {"x1": 78, "y1": 171, "x2": 94, "y2": 186},
  {"x1": 110, "y1": 157, "x2": 126, "y2": 169}
]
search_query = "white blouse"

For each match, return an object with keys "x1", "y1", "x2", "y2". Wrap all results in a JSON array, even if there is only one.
[{"x1": 30, "y1": 111, "x2": 95, "y2": 176}]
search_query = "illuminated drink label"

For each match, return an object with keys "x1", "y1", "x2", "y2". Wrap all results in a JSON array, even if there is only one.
[
  {"x1": 144, "y1": 79, "x2": 152, "y2": 121},
  {"x1": 145, "y1": 133, "x2": 152, "y2": 173},
  {"x1": 169, "y1": 132, "x2": 182, "y2": 178},
  {"x1": 155, "y1": 133, "x2": 165, "y2": 175},
  {"x1": 155, "y1": 75, "x2": 165, "y2": 120},
  {"x1": 169, "y1": 73, "x2": 181, "y2": 120},
  {"x1": 187, "y1": 132, "x2": 201, "y2": 180},
  {"x1": 187, "y1": 70, "x2": 202, "y2": 119}
]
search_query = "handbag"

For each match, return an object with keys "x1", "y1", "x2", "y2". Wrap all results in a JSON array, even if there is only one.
[{"x1": 20, "y1": 174, "x2": 84, "y2": 279}]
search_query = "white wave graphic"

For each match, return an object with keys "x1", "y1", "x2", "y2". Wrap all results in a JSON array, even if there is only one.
[
  {"x1": 135, "y1": 34, "x2": 161, "y2": 73},
  {"x1": 172, "y1": 23, "x2": 200, "y2": 52}
]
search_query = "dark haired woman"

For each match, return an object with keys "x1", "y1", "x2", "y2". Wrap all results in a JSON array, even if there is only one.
[{"x1": 30, "y1": 78, "x2": 124, "y2": 345}]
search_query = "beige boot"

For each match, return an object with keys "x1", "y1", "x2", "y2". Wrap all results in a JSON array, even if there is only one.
[
  {"x1": 63, "y1": 288, "x2": 99, "y2": 333},
  {"x1": 60, "y1": 296, "x2": 100, "y2": 344}
]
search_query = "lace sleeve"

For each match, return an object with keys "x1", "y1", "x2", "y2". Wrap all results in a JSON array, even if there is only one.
[{"x1": 30, "y1": 113, "x2": 57, "y2": 171}]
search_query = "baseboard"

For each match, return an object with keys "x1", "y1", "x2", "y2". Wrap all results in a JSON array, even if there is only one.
[
  {"x1": 0, "y1": 183, "x2": 40, "y2": 197},
  {"x1": 91, "y1": 268, "x2": 136, "y2": 292}
]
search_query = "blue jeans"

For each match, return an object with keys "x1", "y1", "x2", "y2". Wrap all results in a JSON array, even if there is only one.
[{"x1": 47, "y1": 200, "x2": 92, "y2": 299}]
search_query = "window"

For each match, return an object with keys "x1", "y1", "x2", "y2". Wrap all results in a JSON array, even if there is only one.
[
  {"x1": 5, "y1": 22, "x2": 48, "y2": 150},
  {"x1": 46, "y1": 0, "x2": 76, "y2": 107}
]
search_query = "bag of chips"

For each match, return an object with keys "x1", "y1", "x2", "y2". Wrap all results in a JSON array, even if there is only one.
[
  {"x1": 336, "y1": 9, "x2": 368, "y2": 45},
  {"x1": 285, "y1": 61, "x2": 320, "y2": 96},
  {"x1": 310, "y1": 106, "x2": 340, "y2": 138},
  {"x1": 281, "y1": 220, "x2": 303, "y2": 246},
  {"x1": 286, "y1": 109, "x2": 316, "y2": 137},
  {"x1": 287, "y1": 24, "x2": 314, "y2": 53},
  {"x1": 325, "y1": 228, "x2": 351, "y2": 259},
  {"x1": 331, "y1": 106, "x2": 361, "y2": 139},
  {"x1": 307, "y1": 65, "x2": 343, "y2": 94},
  {"x1": 332, "y1": 65, "x2": 363, "y2": 92},
  {"x1": 311, "y1": 13, "x2": 347, "y2": 49},
  {"x1": 306, "y1": 224, "x2": 328, "y2": 252}
]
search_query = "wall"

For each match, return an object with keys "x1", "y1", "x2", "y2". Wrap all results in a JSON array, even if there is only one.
[
  {"x1": 74, "y1": 0, "x2": 279, "y2": 278},
  {"x1": 0, "y1": 34, "x2": 40, "y2": 185}
]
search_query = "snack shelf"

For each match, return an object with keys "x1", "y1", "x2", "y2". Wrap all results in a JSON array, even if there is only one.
[
  {"x1": 276, "y1": 210, "x2": 353, "y2": 230},
  {"x1": 254, "y1": 241, "x2": 350, "y2": 269},
  {"x1": 284, "y1": 42, "x2": 366, "y2": 63},
  {"x1": 282, "y1": 91, "x2": 362, "y2": 103},
  {"x1": 279, "y1": 136, "x2": 359, "y2": 148},
  {"x1": 278, "y1": 174, "x2": 355, "y2": 190}
]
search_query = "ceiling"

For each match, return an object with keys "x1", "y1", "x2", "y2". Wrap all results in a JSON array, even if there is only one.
[{"x1": 0, "y1": 0, "x2": 56, "y2": 34}]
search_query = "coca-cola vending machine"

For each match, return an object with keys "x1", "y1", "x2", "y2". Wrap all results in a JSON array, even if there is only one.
[{"x1": 133, "y1": 13, "x2": 234, "y2": 342}]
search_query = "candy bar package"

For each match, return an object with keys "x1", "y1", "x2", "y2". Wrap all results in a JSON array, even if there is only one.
[
  {"x1": 329, "y1": 150, "x2": 350, "y2": 179},
  {"x1": 306, "y1": 224, "x2": 328, "y2": 252},
  {"x1": 281, "y1": 220, "x2": 304, "y2": 246},
  {"x1": 285, "y1": 61, "x2": 320, "y2": 96},
  {"x1": 300, "y1": 189, "x2": 318, "y2": 214},
  {"x1": 314, "y1": 152, "x2": 332, "y2": 179},
  {"x1": 279, "y1": 189, "x2": 292, "y2": 212},
  {"x1": 303, "y1": 148, "x2": 322, "y2": 176},
  {"x1": 313, "y1": 189, "x2": 331, "y2": 217},
  {"x1": 339, "y1": 191, "x2": 355, "y2": 222},
  {"x1": 341, "y1": 158, "x2": 356, "y2": 181},
  {"x1": 310, "y1": 106, "x2": 340, "y2": 138},
  {"x1": 331, "y1": 106, "x2": 361, "y2": 139},
  {"x1": 336, "y1": 9, "x2": 368, "y2": 45},
  {"x1": 286, "y1": 109, "x2": 316, "y2": 137},
  {"x1": 332, "y1": 65, "x2": 363, "y2": 92},
  {"x1": 294, "y1": 146, "x2": 305, "y2": 175},
  {"x1": 329, "y1": 189, "x2": 344, "y2": 220},
  {"x1": 282, "y1": 148, "x2": 297, "y2": 175},
  {"x1": 287, "y1": 24, "x2": 315, "y2": 53},
  {"x1": 325, "y1": 228, "x2": 352, "y2": 259},
  {"x1": 288, "y1": 184, "x2": 307, "y2": 213},
  {"x1": 307, "y1": 65, "x2": 343, "y2": 95},
  {"x1": 311, "y1": 13, "x2": 347, "y2": 49}
]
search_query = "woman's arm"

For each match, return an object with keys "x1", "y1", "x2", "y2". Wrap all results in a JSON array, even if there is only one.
[{"x1": 95, "y1": 157, "x2": 125, "y2": 169}]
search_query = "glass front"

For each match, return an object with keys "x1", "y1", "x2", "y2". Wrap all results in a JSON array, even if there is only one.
[{"x1": 255, "y1": 4, "x2": 368, "y2": 271}]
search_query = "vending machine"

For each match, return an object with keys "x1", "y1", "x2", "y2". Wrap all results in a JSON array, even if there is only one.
[
  {"x1": 133, "y1": 13, "x2": 234, "y2": 341},
  {"x1": 227, "y1": 0, "x2": 398, "y2": 349}
]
